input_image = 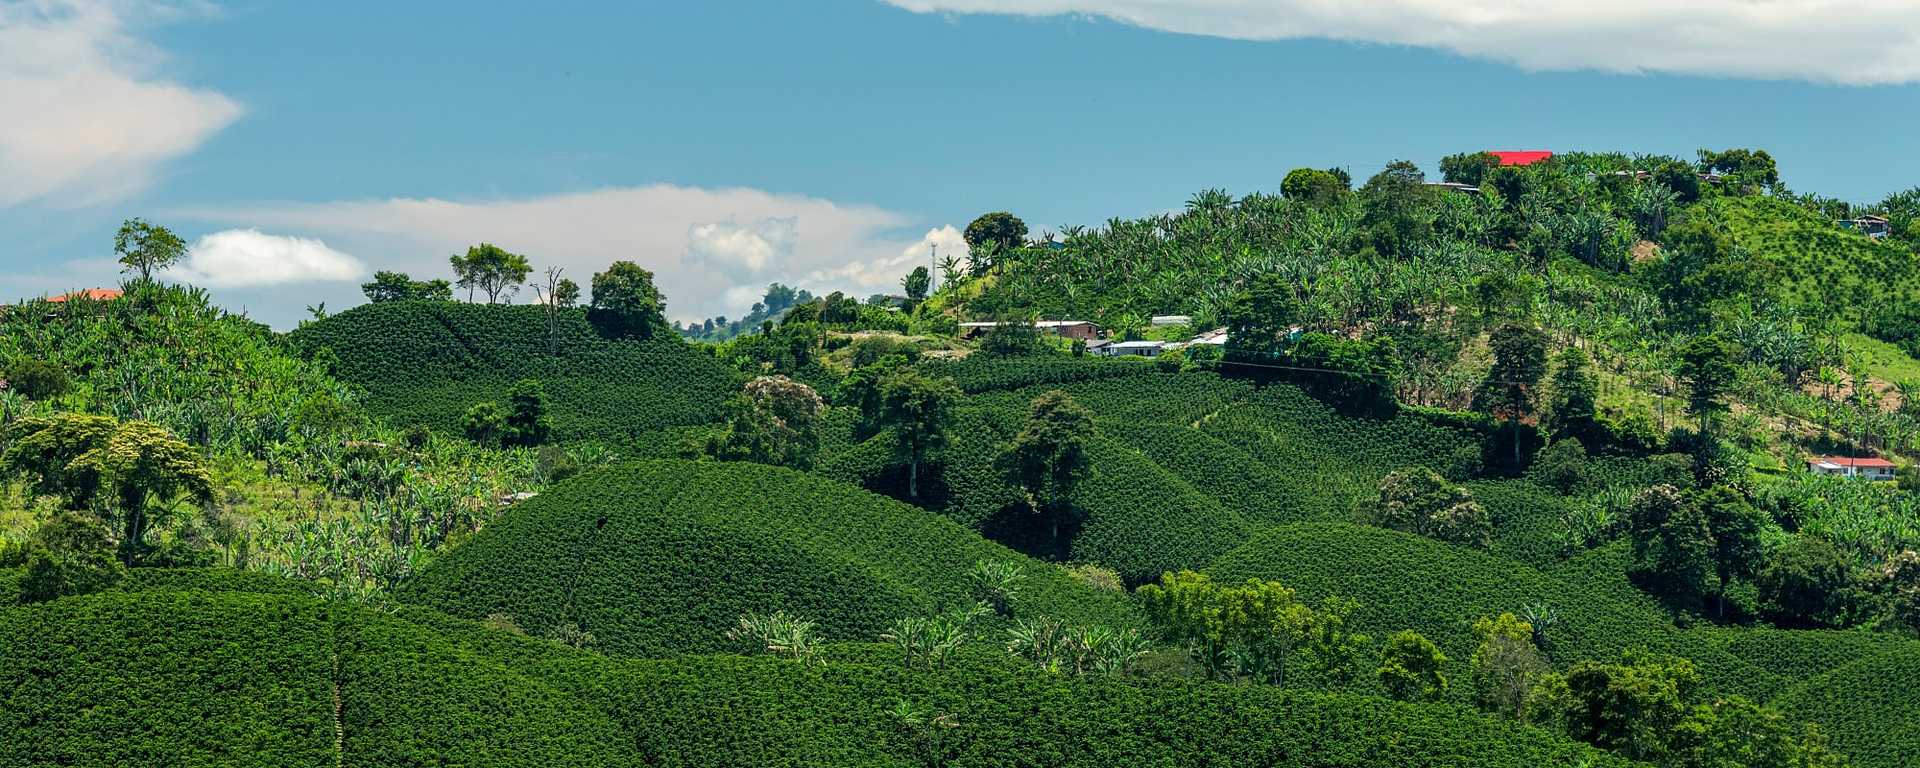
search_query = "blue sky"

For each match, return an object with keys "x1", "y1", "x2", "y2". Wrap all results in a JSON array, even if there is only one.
[{"x1": 4, "y1": 0, "x2": 1919, "y2": 327}]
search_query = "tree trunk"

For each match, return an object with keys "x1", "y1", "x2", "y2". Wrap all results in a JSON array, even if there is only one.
[{"x1": 909, "y1": 454, "x2": 919, "y2": 499}]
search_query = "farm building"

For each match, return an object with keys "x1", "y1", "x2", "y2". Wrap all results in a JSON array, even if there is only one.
[
  {"x1": 1151, "y1": 315, "x2": 1192, "y2": 327},
  {"x1": 1489, "y1": 151, "x2": 1553, "y2": 166},
  {"x1": 958, "y1": 320, "x2": 1102, "y2": 341},
  {"x1": 46, "y1": 288, "x2": 123, "y2": 303},
  {"x1": 1805, "y1": 455, "x2": 1896, "y2": 481},
  {"x1": 1189, "y1": 328, "x2": 1229, "y2": 347},
  {"x1": 1425, "y1": 181, "x2": 1483, "y2": 195},
  {"x1": 1839, "y1": 215, "x2": 1891, "y2": 239},
  {"x1": 1101, "y1": 340, "x2": 1166, "y2": 357}
]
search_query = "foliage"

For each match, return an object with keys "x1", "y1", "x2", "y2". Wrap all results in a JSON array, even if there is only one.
[
  {"x1": 449, "y1": 243, "x2": 533, "y2": 304},
  {"x1": 399, "y1": 460, "x2": 1138, "y2": 656},
  {"x1": 1378, "y1": 630, "x2": 1449, "y2": 702},
  {"x1": 1755, "y1": 536, "x2": 1855, "y2": 628},
  {"x1": 1363, "y1": 466, "x2": 1493, "y2": 548},
  {"x1": 877, "y1": 370, "x2": 960, "y2": 498},
  {"x1": 3, "y1": 414, "x2": 215, "y2": 564},
  {"x1": 967, "y1": 558, "x2": 1024, "y2": 617},
  {"x1": 963, "y1": 212, "x2": 1028, "y2": 255},
  {"x1": 290, "y1": 301, "x2": 736, "y2": 442},
  {"x1": 1138, "y1": 570, "x2": 1312, "y2": 685},
  {"x1": 998, "y1": 390, "x2": 1096, "y2": 547},
  {"x1": 725, "y1": 610, "x2": 821, "y2": 664},
  {"x1": 1627, "y1": 485, "x2": 1715, "y2": 611},
  {"x1": 1, "y1": 357, "x2": 70, "y2": 401},
  {"x1": 588, "y1": 260, "x2": 668, "y2": 339},
  {"x1": 15, "y1": 511, "x2": 125, "y2": 603},
  {"x1": 710, "y1": 375, "x2": 826, "y2": 469},
  {"x1": 113, "y1": 217, "x2": 186, "y2": 282},
  {"x1": 1470, "y1": 613, "x2": 1547, "y2": 719},
  {"x1": 361, "y1": 270, "x2": 453, "y2": 303}
]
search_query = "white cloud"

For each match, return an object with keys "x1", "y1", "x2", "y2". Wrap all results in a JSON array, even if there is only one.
[
  {"x1": 172, "y1": 184, "x2": 955, "y2": 323},
  {"x1": 883, "y1": 0, "x2": 1920, "y2": 85},
  {"x1": 166, "y1": 228, "x2": 365, "y2": 287},
  {"x1": 686, "y1": 217, "x2": 798, "y2": 277},
  {"x1": 0, "y1": 1, "x2": 242, "y2": 207},
  {"x1": 802, "y1": 225, "x2": 970, "y2": 290}
]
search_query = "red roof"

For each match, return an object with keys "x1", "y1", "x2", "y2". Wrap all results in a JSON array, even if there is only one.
[
  {"x1": 46, "y1": 288, "x2": 122, "y2": 303},
  {"x1": 1808, "y1": 455, "x2": 1896, "y2": 469},
  {"x1": 1489, "y1": 151, "x2": 1553, "y2": 166}
]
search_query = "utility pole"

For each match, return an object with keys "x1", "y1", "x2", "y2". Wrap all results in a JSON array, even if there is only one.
[{"x1": 930, "y1": 243, "x2": 939, "y2": 295}]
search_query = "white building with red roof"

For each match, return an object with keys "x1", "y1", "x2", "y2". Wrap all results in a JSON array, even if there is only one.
[{"x1": 1805, "y1": 455, "x2": 1896, "y2": 480}]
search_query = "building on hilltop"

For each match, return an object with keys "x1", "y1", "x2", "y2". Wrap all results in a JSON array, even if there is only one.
[
  {"x1": 46, "y1": 288, "x2": 124, "y2": 303},
  {"x1": 958, "y1": 320, "x2": 1101, "y2": 341},
  {"x1": 1101, "y1": 340, "x2": 1167, "y2": 357},
  {"x1": 1489, "y1": 150, "x2": 1553, "y2": 166},
  {"x1": 1150, "y1": 315, "x2": 1192, "y2": 327},
  {"x1": 1838, "y1": 215, "x2": 1891, "y2": 239},
  {"x1": 1805, "y1": 455, "x2": 1896, "y2": 481}
]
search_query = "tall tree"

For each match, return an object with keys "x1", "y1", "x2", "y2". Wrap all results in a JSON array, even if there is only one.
[
  {"x1": 531, "y1": 266, "x2": 574, "y2": 355},
  {"x1": 113, "y1": 218, "x2": 187, "y2": 283},
  {"x1": 1628, "y1": 485, "x2": 1715, "y2": 611},
  {"x1": 1679, "y1": 334, "x2": 1738, "y2": 434},
  {"x1": 1695, "y1": 486, "x2": 1766, "y2": 619},
  {"x1": 1222, "y1": 273, "x2": 1299, "y2": 361},
  {"x1": 449, "y1": 243, "x2": 532, "y2": 304},
  {"x1": 999, "y1": 390, "x2": 1096, "y2": 548},
  {"x1": 1542, "y1": 346, "x2": 1600, "y2": 444},
  {"x1": 902, "y1": 266, "x2": 931, "y2": 301},
  {"x1": 4, "y1": 415, "x2": 213, "y2": 565},
  {"x1": 1755, "y1": 536, "x2": 1852, "y2": 628},
  {"x1": 1139, "y1": 571, "x2": 1312, "y2": 685},
  {"x1": 1439, "y1": 151, "x2": 1500, "y2": 187},
  {"x1": 1364, "y1": 467, "x2": 1492, "y2": 548},
  {"x1": 1281, "y1": 168, "x2": 1344, "y2": 203},
  {"x1": 1474, "y1": 324, "x2": 1550, "y2": 465},
  {"x1": 1471, "y1": 613, "x2": 1547, "y2": 719},
  {"x1": 963, "y1": 211, "x2": 1028, "y2": 254},
  {"x1": 712, "y1": 375, "x2": 827, "y2": 469},
  {"x1": 876, "y1": 370, "x2": 959, "y2": 499},
  {"x1": 588, "y1": 261, "x2": 667, "y2": 339}
]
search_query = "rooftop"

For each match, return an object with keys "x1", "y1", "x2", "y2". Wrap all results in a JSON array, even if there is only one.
[
  {"x1": 1489, "y1": 150, "x2": 1553, "y2": 166},
  {"x1": 1808, "y1": 455, "x2": 1896, "y2": 469},
  {"x1": 46, "y1": 288, "x2": 123, "y2": 303}
]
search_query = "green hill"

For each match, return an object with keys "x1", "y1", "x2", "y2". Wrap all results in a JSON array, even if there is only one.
[
  {"x1": 398, "y1": 459, "x2": 1141, "y2": 656},
  {"x1": 0, "y1": 584, "x2": 1645, "y2": 768},
  {"x1": 1774, "y1": 642, "x2": 1920, "y2": 768},
  {"x1": 289, "y1": 301, "x2": 739, "y2": 441}
]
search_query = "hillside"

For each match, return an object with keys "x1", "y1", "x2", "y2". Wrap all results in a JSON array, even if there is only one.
[
  {"x1": 399, "y1": 459, "x2": 1141, "y2": 656},
  {"x1": 0, "y1": 583, "x2": 1644, "y2": 768},
  {"x1": 289, "y1": 301, "x2": 739, "y2": 442},
  {"x1": 1775, "y1": 642, "x2": 1920, "y2": 768}
]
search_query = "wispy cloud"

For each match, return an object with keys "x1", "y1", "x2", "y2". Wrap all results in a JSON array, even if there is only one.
[
  {"x1": 883, "y1": 0, "x2": 1920, "y2": 85},
  {"x1": 172, "y1": 184, "x2": 958, "y2": 323},
  {"x1": 0, "y1": 0, "x2": 242, "y2": 207}
]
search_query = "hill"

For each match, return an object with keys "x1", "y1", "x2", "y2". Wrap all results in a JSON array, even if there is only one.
[
  {"x1": 398, "y1": 459, "x2": 1141, "y2": 656},
  {"x1": 1774, "y1": 642, "x2": 1920, "y2": 768},
  {"x1": 0, "y1": 584, "x2": 1645, "y2": 768},
  {"x1": 289, "y1": 301, "x2": 739, "y2": 441}
]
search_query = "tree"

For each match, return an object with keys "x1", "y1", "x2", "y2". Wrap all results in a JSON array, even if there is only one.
[
  {"x1": 1439, "y1": 151, "x2": 1500, "y2": 187},
  {"x1": 1670, "y1": 696, "x2": 1829, "y2": 768},
  {"x1": 4, "y1": 416, "x2": 213, "y2": 565},
  {"x1": 999, "y1": 390, "x2": 1096, "y2": 548},
  {"x1": 1363, "y1": 467, "x2": 1492, "y2": 548},
  {"x1": 978, "y1": 321, "x2": 1046, "y2": 358},
  {"x1": 1695, "y1": 486, "x2": 1766, "y2": 619},
  {"x1": 449, "y1": 243, "x2": 532, "y2": 304},
  {"x1": 712, "y1": 376, "x2": 827, "y2": 469},
  {"x1": 1471, "y1": 613, "x2": 1547, "y2": 719},
  {"x1": 1474, "y1": 324, "x2": 1550, "y2": 465},
  {"x1": 1542, "y1": 346, "x2": 1599, "y2": 445},
  {"x1": 1222, "y1": 273, "x2": 1299, "y2": 361},
  {"x1": 1377, "y1": 630, "x2": 1448, "y2": 702},
  {"x1": 16, "y1": 511, "x2": 125, "y2": 603},
  {"x1": 1531, "y1": 438, "x2": 1589, "y2": 494},
  {"x1": 1627, "y1": 181, "x2": 1680, "y2": 240},
  {"x1": 501, "y1": 379, "x2": 552, "y2": 448},
  {"x1": 531, "y1": 267, "x2": 575, "y2": 355},
  {"x1": 1281, "y1": 168, "x2": 1343, "y2": 203},
  {"x1": 1756, "y1": 536, "x2": 1853, "y2": 628},
  {"x1": 114, "y1": 218, "x2": 187, "y2": 282},
  {"x1": 876, "y1": 370, "x2": 959, "y2": 498},
  {"x1": 462, "y1": 401, "x2": 506, "y2": 446},
  {"x1": 963, "y1": 211, "x2": 1028, "y2": 254},
  {"x1": 1654, "y1": 160, "x2": 1703, "y2": 203},
  {"x1": 1679, "y1": 335, "x2": 1738, "y2": 434},
  {"x1": 1139, "y1": 571, "x2": 1311, "y2": 684},
  {"x1": 1301, "y1": 596, "x2": 1371, "y2": 687},
  {"x1": 361, "y1": 270, "x2": 453, "y2": 303},
  {"x1": 1359, "y1": 160, "x2": 1434, "y2": 257},
  {"x1": 1548, "y1": 651, "x2": 1700, "y2": 762},
  {"x1": 2, "y1": 357, "x2": 70, "y2": 400},
  {"x1": 1628, "y1": 485, "x2": 1715, "y2": 611},
  {"x1": 1871, "y1": 550, "x2": 1920, "y2": 634},
  {"x1": 588, "y1": 261, "x2": 667, "y2": 338},
  {"x1": 902, "y1": 266, "x2": 931, "y2": 301}
]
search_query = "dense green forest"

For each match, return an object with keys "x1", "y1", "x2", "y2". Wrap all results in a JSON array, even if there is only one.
[{"x1": 4, "y1": 148, "x2": 1920, "y2": 767}]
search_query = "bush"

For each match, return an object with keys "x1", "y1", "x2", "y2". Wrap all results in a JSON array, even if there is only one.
[{"x1": 2, "y1": 357, "x2": 70, "y2": 400}]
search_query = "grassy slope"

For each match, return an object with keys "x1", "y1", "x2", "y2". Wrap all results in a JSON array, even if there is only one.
[
  {"x1": 289, "y1": 301, "x2": 739, "y2": 441},
  {"x1": 0, "y1": 584, "x2": 1646, "y2": 768},
  {"x1": 1774, "y1": 641, "x2": 1920, "y2": 768},
  {"x1": 399, "y1": 459, "x2": 1141, "y2": 656}
]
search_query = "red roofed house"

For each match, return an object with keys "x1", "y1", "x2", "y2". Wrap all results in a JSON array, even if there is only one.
[
  {"x1": 1806, "y1": 455, "x2": 1896, "y2": 481},
  {"x1": 1489, "y1": 151, "x2": 1553, "y2": 167},
  {"x1": 46, "y1": 288, "x2": 123, "y2": 303}
]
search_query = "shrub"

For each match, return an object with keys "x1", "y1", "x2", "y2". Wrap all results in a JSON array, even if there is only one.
[
  {"x1": 1, "y1": 357, "x2": 70, "y2": 400},
  {"x1": 1362, "y1": 467, "x2": 1493, "y2": 549}
]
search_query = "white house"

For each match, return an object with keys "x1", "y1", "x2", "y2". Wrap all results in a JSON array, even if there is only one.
[
  {"x1": 1805, "y1": 455, "x2": 1896, "y2": 481},
  {"x1": 1102, "y1": 340, "x2": 1167, "y2": 357},
  {"x1": 1151, "y1": 315, "x2": 1193, "y2": 327}
]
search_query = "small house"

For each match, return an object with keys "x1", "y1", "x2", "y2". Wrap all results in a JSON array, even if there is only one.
[
  {"x1": 1806, "y1": 455, "x2": 1896, "y2": 481},
  {"x1": 1151, "y1": 315, "x2": 1193, "y2": 327},
  {"x1": 1839, "y1": 215, "x2": 1892, "y2": 239},
  {"x1": 46, "y1": 288, "x2": 123, "y2": 303},
  {"x1": 1189, "y1": 328, "x2": 1229, "y2": 347},
  {"x1": 959, "y1": 320, "x2": 1102, "y2": 342},
  {"x1": 1102, "y1": 340, "x2": 1166, "y2": 357},
  {"x1": 1489, "y1": 151, "x2": 1553, "y2": 167},
  {"x1": 1424, "y1": 181, "x2": 1483, "y2": 195}
]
